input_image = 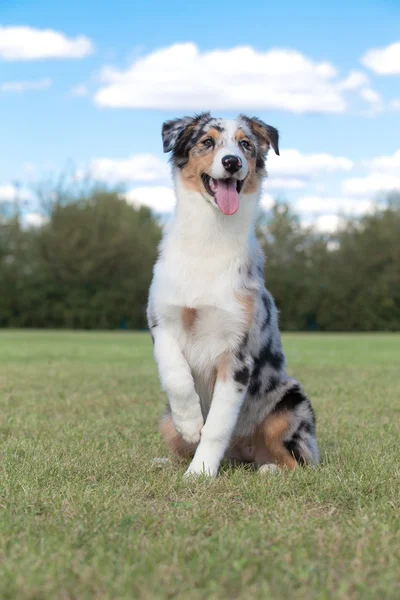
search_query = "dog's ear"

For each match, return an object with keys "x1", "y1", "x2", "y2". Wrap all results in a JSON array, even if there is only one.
[
  {"x1": 240, "y1": 115, "x2": 280, "y2": 156},
  {"x1": 162, "y1": 116, "x2": 197, "y2": 153}
]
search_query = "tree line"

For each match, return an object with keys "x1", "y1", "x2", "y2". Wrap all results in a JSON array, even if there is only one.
[{"x1": 1, "y1": 185, "x2": 399, "y2": 331}]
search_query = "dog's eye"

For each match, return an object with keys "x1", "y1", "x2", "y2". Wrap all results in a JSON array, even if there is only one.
[
  {"x1": 202, "y1": 137, "x2": 214, "y2": 148},
  {"x1": 240, "y1": 140, "x2": 252, "y2": 151}
]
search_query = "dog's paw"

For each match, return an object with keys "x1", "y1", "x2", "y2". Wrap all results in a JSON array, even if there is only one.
[
  {"x1": 184, "y1": 457, "x2": 218, "y2": 479},
  {"x1": 174, "y1": 413, "x2": 204, "y2": 444}
]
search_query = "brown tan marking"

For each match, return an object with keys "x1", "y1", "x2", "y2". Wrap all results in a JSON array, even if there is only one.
[
  {"x1": 182, "y1": 307, "x2": 197, "y2": 331},
  {"x1": 234, "y1": 129, "x2": 251, "y2": 144},
  {"x1": 255, "y1": 412, "x2": 297, "y2": 470},
  {"x1": 192, "y1": 128, "x2": 222, "y2": 155},
  {"x1": 246, "y1": 120, "x2": 273, "y2": 155},
  {"x1": 159, "y1": 414, "x2": 197, "y2": 460},
  {"x1": 235, "y1": 292, "x2": 255, "y2": 327},
  {"x1": 217, "y1": 350, "x2": 231, "y2": 381},
  {"x1": 241, "y1": 163, "x2": 260, "y2": 195},
  {"x1": 181, "y1": 128, "x2": 222, "y2": 193}
]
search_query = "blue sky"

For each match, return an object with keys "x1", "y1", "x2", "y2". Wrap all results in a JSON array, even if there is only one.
[{"x1": 1, "y1": 0, "x2": 400, "y2": 229}]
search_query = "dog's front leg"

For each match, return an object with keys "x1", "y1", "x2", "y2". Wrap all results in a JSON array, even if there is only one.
[
  {"x1": 185, "y1": 356, "x2": 251, "y2": 478},
  {"x1": 153, "y1": 327, "x2": 204, "y2": 444}
]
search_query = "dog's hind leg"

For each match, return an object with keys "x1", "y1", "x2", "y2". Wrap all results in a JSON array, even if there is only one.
[
  {"x1": 255, "y1": 385, "x2": 319, "y2": 471},
  {"x1": 159, "y1": 413, "x2": 198, "y2": 461},
  {"x1": 255, "y1": 412, "x2": 298, "y2": 470}
]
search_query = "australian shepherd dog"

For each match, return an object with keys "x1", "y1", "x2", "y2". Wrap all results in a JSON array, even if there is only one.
[{"x1": 147, "y1": 112, "x2": 319, "y2": 477}]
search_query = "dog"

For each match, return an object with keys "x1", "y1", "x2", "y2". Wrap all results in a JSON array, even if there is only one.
[{"x1": 147, "y1": 112, "x2": 319, "y2": 477}]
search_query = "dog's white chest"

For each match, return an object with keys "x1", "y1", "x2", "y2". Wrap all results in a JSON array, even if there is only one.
[{"x1": 185, "y1": 304, "x2": 242, "y2": 359}]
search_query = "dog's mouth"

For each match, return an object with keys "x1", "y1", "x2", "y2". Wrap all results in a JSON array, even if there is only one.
[{"x1": 201, "y1": 175, "x2": 244, "y2": 216}]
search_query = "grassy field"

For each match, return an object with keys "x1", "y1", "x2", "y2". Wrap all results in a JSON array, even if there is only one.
[{"x1": 0, "y1": 331, "x2": 399, "y2": 599}]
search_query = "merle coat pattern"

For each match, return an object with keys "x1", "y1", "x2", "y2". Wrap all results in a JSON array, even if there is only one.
[{"x1": 147, "y1": 112, "x2": 319, "y2": 477}]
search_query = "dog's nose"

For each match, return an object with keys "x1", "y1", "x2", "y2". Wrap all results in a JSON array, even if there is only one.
[{"x1": 222, "y1": 154, "x2": 242, "y2": 174}]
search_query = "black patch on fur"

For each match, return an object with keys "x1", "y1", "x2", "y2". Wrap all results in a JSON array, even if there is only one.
[
  {"x1": 261, "y1": 317, "x2": 269, "y2": 331},
  {"x1": 261, "y1": 293, "x2": 272, "y2": 314},
  {"x1": 284, "y1": 435, "x2": 306, "y2": 466},
  {"x1": 256, "y1": 155, "x2": 265, "y2": 172},
  {"x1": 241, "y1": 332, "x2": 249, "y2": 348},
  {"x1": 264, "y1": 374, "x2": 280, "y2": 394},
  {"x1": 268, "y1": 347, "x2": 284, "y2": 371},
  {"x1": 234, "y1": 366, "x2": 250, "y2": 386},
  {"x1": 248, "y1": 338, "x2": 284, "y2": 397},
  {"x1": 261, "y1": 293, "x2": 272, "y2": 331},
  {"x1": 298, "y1": 418, "x2": 315, "y2": 436},
  {"x1": 264, "y1": 124, "x2": 279, "y2": 156},
  {"x1": 273, "y1": 385, "x2": 307, "y2": 413},
  {"x1": 235, "y1": 332, "x2": 249, "y2": 362},
  {"x1": 254, "y1": 339, "x2": 283, "y2": 375},
  {"x1": 248, "y1": 377, "x2": 261, "y2": 396},
  {"x1": 162, "y1": 112, "x2": 213, "y2": 168}
]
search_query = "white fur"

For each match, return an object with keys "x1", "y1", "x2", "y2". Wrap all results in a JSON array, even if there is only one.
[{"x1": 210, "y1": 120, "x2": 248, "y2": 181}]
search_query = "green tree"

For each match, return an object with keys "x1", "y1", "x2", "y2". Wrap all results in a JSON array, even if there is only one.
[
  {"x1": 35, "y1": 190, "x2": 161, "y2": 329},
  {"x1": 257, "y1": 203, "x2": 331, "y2": 330},
  {"x1": 0, "y1": 188, "x2": 161, "y2": 329}
]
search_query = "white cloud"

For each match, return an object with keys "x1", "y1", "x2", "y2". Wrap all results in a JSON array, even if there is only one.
[
  {"x1": 268, "y1": 149, "x2": 353, "y2": 178},
  {"x1": 0, "y1": 184, "x2": 32, "y2": 202},
  {"x1": 337, "y1": 70, "x2": 383, "y2": 115},
  {"x1": 266, "y1": 178, "x2": 306, "y2": 190},
  {"x1": 361, "y1": 41, "x2": 400, "y2": 75},
  {"x1": 360, "y1": 88, "x2": 381, "y2": 105},
  {"x1": 95, "y1": 43, "x2": 350, "y2": 114},
  {"x1": 343, "y1": 149, "x2": 400, "y2": 197},
  {"x1": 90, "y1": 154, "x2": 170, "y2": 184},
  {"x1": 125, "y1": 186, "x2": 176, "y2": 213},
  {"x1": 364, "y1": 149, "x2": 400, "y2": 173},
  {"x1": 359, "y1": 87, "x2": 384, "y2": 114},
  {"x1": 343, "y1": 173, "x2": 400, "y2": 196},
  {"x1": 71, "y1": 84, "x2": 89, "y2": 97},
  {"x1": 295, "y1": 195, "x2": 374, "y2": 216},
  {"x1": 0, "y1": 77, "x2": 52, "y2": 93},
  {"x1": 390, "y1": 99, "x2": 400, "y2": 111},
  {"x1": 0, "y1": 25, "x2": 94, "y2": 61},
  {"x1": 338, "y1": 70, "x2": 369, "y2": 90}
]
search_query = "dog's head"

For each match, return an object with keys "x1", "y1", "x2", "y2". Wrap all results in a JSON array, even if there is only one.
[{"x1": 162, "y1": 112, "x2": 279, "y2": 216}]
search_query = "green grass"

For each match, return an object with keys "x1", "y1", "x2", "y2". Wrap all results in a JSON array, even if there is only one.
[{"x1": 1, "y1": 331, "x2": 399, "y2": 599}]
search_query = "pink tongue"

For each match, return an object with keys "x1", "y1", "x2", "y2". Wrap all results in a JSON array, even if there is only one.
[{"x1": 215, "y1": 179, "x2": 239, "y2": 215}]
